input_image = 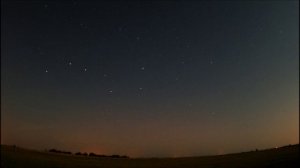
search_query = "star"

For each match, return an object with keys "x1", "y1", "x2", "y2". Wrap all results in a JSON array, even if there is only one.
[
  {"x1": 136, "y1": 36, "x2": 140, "y2": 40},
  {"x1": 68, "y1": 62, "x2": 72, "y2": 66},
  {"x1": 141, "y1": 67, "x2": 145, "y2": 70},
  {"x1": 103, "y1": 74, "x2": 107, "y2": 77},
  {"x1": 139, "y1": 87, "x2": 143, "y2": 90},
  {"x1": 84, "y1": 68, "x2": 87, "y2": 72},
  {"x1": 45, "y1": 69, "x2": 48, "y2": 73},
  {"x1": 108, "y1": 90, "x2": 113, "y2": 93},
  {"x1": 210, "y1": 61, "x2": 214, "y2": 65}
]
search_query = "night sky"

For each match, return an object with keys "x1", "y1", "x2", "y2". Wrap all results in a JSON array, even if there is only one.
[{"x1": 1, "y1": 0, "x2": 299, "y2": 157}]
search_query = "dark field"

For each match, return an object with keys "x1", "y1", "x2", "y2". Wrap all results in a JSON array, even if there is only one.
[{"x1": 1, "y1": 145, "x2": 299, "y2": 168}]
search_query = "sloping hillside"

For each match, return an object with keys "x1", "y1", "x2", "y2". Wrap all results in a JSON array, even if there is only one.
[{"x1": 1, "y1": 144, "x2": 299, "y2": 168}]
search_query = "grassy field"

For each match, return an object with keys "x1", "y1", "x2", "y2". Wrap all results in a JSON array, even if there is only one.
[{"x1": 1, "y1": 144, "x2": 299, "y2": 168}]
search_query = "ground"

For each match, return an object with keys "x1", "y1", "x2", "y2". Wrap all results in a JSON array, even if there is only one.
[{"x1": 1, "y1": 144, "x2": 299, "y2": 168}]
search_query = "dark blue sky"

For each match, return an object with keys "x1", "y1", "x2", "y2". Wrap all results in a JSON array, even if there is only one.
[{"x1": 1, "y1": 1, "x2": 299, "y2": 157}]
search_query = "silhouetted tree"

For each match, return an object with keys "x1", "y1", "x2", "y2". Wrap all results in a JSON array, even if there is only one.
[
  {"x1": 75, "y1": 152, "x2": 82, "y2": 155},
  {"x1": 48, "y1": 149, "x2": 72, "y2": 155},
  {"x1": 89, "y1": 152, "x2": 97, "y2": 157},
  {"x1": 111, "y1": 154, "x2": 121, "y2": 158},
  {"x1": 64, "y1": 151, "x2": 72, "y2": 154},
  {"x1": 72, "y1": 150, "x2": 129, "y2": 158},
  {"x1": 49, "y1": 149, "x2": 58, "y2": 153}
]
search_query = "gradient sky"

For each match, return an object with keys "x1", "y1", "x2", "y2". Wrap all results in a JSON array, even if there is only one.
[{"x1": 1, "y1": 0, "x2": 299, "y2": 157}]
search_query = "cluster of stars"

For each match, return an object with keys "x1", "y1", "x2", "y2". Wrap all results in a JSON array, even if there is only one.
[
  {"x1": 45, "y1": 61, "x2": 88, "y2": 73},
  {"x1": 44, "y1": 60, "x2": 149, "y2": 94},
  {"x1": 43, "y1": 53, "x2": 216, "y2": 96}
]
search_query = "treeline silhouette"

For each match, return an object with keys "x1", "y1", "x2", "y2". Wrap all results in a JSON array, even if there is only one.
[
  {"x1": 49, "y1": 149, "x2": 72, "y2": 155},
  {"x1": 48, "y1": 149, "x2": 129, "y2": 158}
]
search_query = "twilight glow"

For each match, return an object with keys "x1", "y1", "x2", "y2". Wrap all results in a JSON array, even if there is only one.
[{"x1": 1, "y1": 0, "x2": 298, "y2": 157}]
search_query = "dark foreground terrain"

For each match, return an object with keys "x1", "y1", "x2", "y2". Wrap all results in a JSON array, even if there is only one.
[{"x1": 1, "y1": 144, "x2": 299, "y2": 168}]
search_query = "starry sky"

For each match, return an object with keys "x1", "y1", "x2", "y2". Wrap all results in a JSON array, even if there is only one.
[{"x1": 1, "y1": 0, "x2": 299, "y2": 157}]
